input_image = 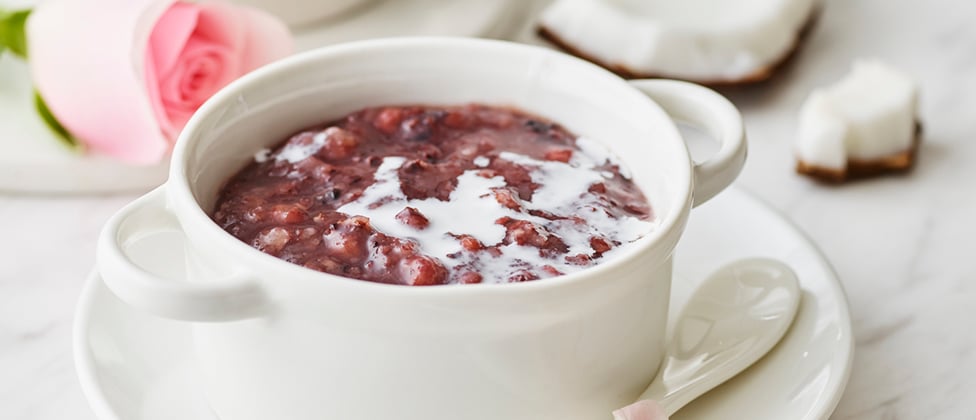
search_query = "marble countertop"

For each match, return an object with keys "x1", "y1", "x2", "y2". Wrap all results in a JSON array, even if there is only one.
[{"x1": 2, "y1": 0, "x2": 974, "y2": 418}]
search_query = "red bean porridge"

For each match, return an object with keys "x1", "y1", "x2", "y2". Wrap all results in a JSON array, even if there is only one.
[{"x1": 213, "y1": 104, "x2": 654, "y2": 286}]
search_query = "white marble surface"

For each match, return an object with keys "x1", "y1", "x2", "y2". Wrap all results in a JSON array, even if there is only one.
[{"x1": 2, "y1": 0, "x2": 975, "y2": 418}]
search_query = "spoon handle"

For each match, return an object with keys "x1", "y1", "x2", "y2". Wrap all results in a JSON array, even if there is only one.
[{"x1": 640, "y1": 258, "x2": 801, "y2": 416}]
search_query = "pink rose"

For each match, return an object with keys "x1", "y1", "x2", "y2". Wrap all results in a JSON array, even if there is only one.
[{"x1": 27, "y1": 0, "x2": 292, "y2": 164}]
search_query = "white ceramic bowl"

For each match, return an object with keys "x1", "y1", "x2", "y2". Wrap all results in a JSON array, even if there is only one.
[{"x1": 97, "y1": 38, "x2": 746, "y2": 420}]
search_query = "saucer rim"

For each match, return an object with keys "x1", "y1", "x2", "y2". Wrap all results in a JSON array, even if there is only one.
[{"x1": 736, "y1": 188, "x2": 854, "y2": 420}]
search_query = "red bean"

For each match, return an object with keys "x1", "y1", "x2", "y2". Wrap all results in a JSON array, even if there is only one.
[
  {"x1": 399, "y1": 257, "x2": 448, "y2": 286},
  {"x1": 458, "y1": 235, "x2": 484, "y2": 251},
  {"x1": 374, "y1": 107, "x2": 404, "y2": 134},
  {"x1": 509, "y1": 270, "x2": 539, "y2": 283},
  {"x1": 253, "y1": 227, "x2": 290, "y2": 254},
  {"x1": 272, "y1": 204, "x2": 306, "y2": 224},
  {"x1": 590, "y1": 237, "x2": 612, "y2": 255},
  {"x1": 544, "y1": 148, "x2": 573, "y2": 163},
  {"x1": 459, "y1": 271, "x2": 483, "y2": 284},
  {"x1": 541, "y1": 265, "x2": 563, "y2": 277},
  {"x1": 491, "y1": 188, "x2": 522, "y2": 211},
  {"x1": 501, "y1": 219, "x2": 550, "y2": 248},
  {"x1": 320, "y1": 128, "x2": 359, "y2": 160},
  {"x1": 395, "y1": 207, "x2": 430, "y2": 230}
]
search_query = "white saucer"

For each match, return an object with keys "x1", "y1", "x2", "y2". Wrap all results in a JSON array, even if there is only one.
[
  {"x1": 74, "y1": 187, "x2": 853, "y2": 420},
  {"x1": 293, "y1": 0, "x2": 523, "y2": 51},
  {"x1": 0, "y1": 0, "x2": 524, "y2": 194}
]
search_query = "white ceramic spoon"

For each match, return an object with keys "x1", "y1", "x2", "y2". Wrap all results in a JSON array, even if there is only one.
[{"x1": 620, "y1": 258, "x2": 801, "y2": 419}]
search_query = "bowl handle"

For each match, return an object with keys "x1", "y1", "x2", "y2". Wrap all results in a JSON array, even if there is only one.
[
  {"x1": 629, "y1": 80, "x2": 747, "y2": 207},
  {"x1": 97, "y1": 186, "x2": 269, "y2": 322}
]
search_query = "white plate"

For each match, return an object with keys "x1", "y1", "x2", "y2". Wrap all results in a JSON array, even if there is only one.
[
  {"x1": 293, "y1": 0, "x2": 523, "y2": 50},
  {"x1": 0, "y1": 0, "x2": 524, "y2": 194},
  {"x1": 73, "y1": 187, "x2": 853, "y2": 420}
]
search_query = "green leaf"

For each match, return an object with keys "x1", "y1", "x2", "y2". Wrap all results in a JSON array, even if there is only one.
[
  {"x1": 34, "y1": 91, "x2": 81, "y2": 151},
  {"x1": 0, "y1": 9, "x2": 31, "y2": 59}
]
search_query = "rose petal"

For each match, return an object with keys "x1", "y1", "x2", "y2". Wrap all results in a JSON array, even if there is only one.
[
  {"x1": 27, "y1": 0, "x2": 176, "y2": 164},
  {"x1": 613, "y1": 400, "x2": 669, "y2": 420},
  {"x1": 146, "y1": 2, "x2": 200, "y2": 140},
  {"x1": 194, "y1": 1, "x2": 247, "y2": 55},
  {"x1": 158, "y1": 39, "x2": 237, "y2": 130},
  {"x1": 169, "y1": 41, "x2": 236, "y2": 105},
  {"x1": 149, "y1": 3, "x2": 199, "y2": 77},
  {"x1": 234, "y1": 5, "x2": 293, "y2": 72}
]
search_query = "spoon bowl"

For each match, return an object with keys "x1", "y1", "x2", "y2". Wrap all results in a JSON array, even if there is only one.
[{"x1": 618, "y1": 258, "x2": 801, "y2": 419}]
